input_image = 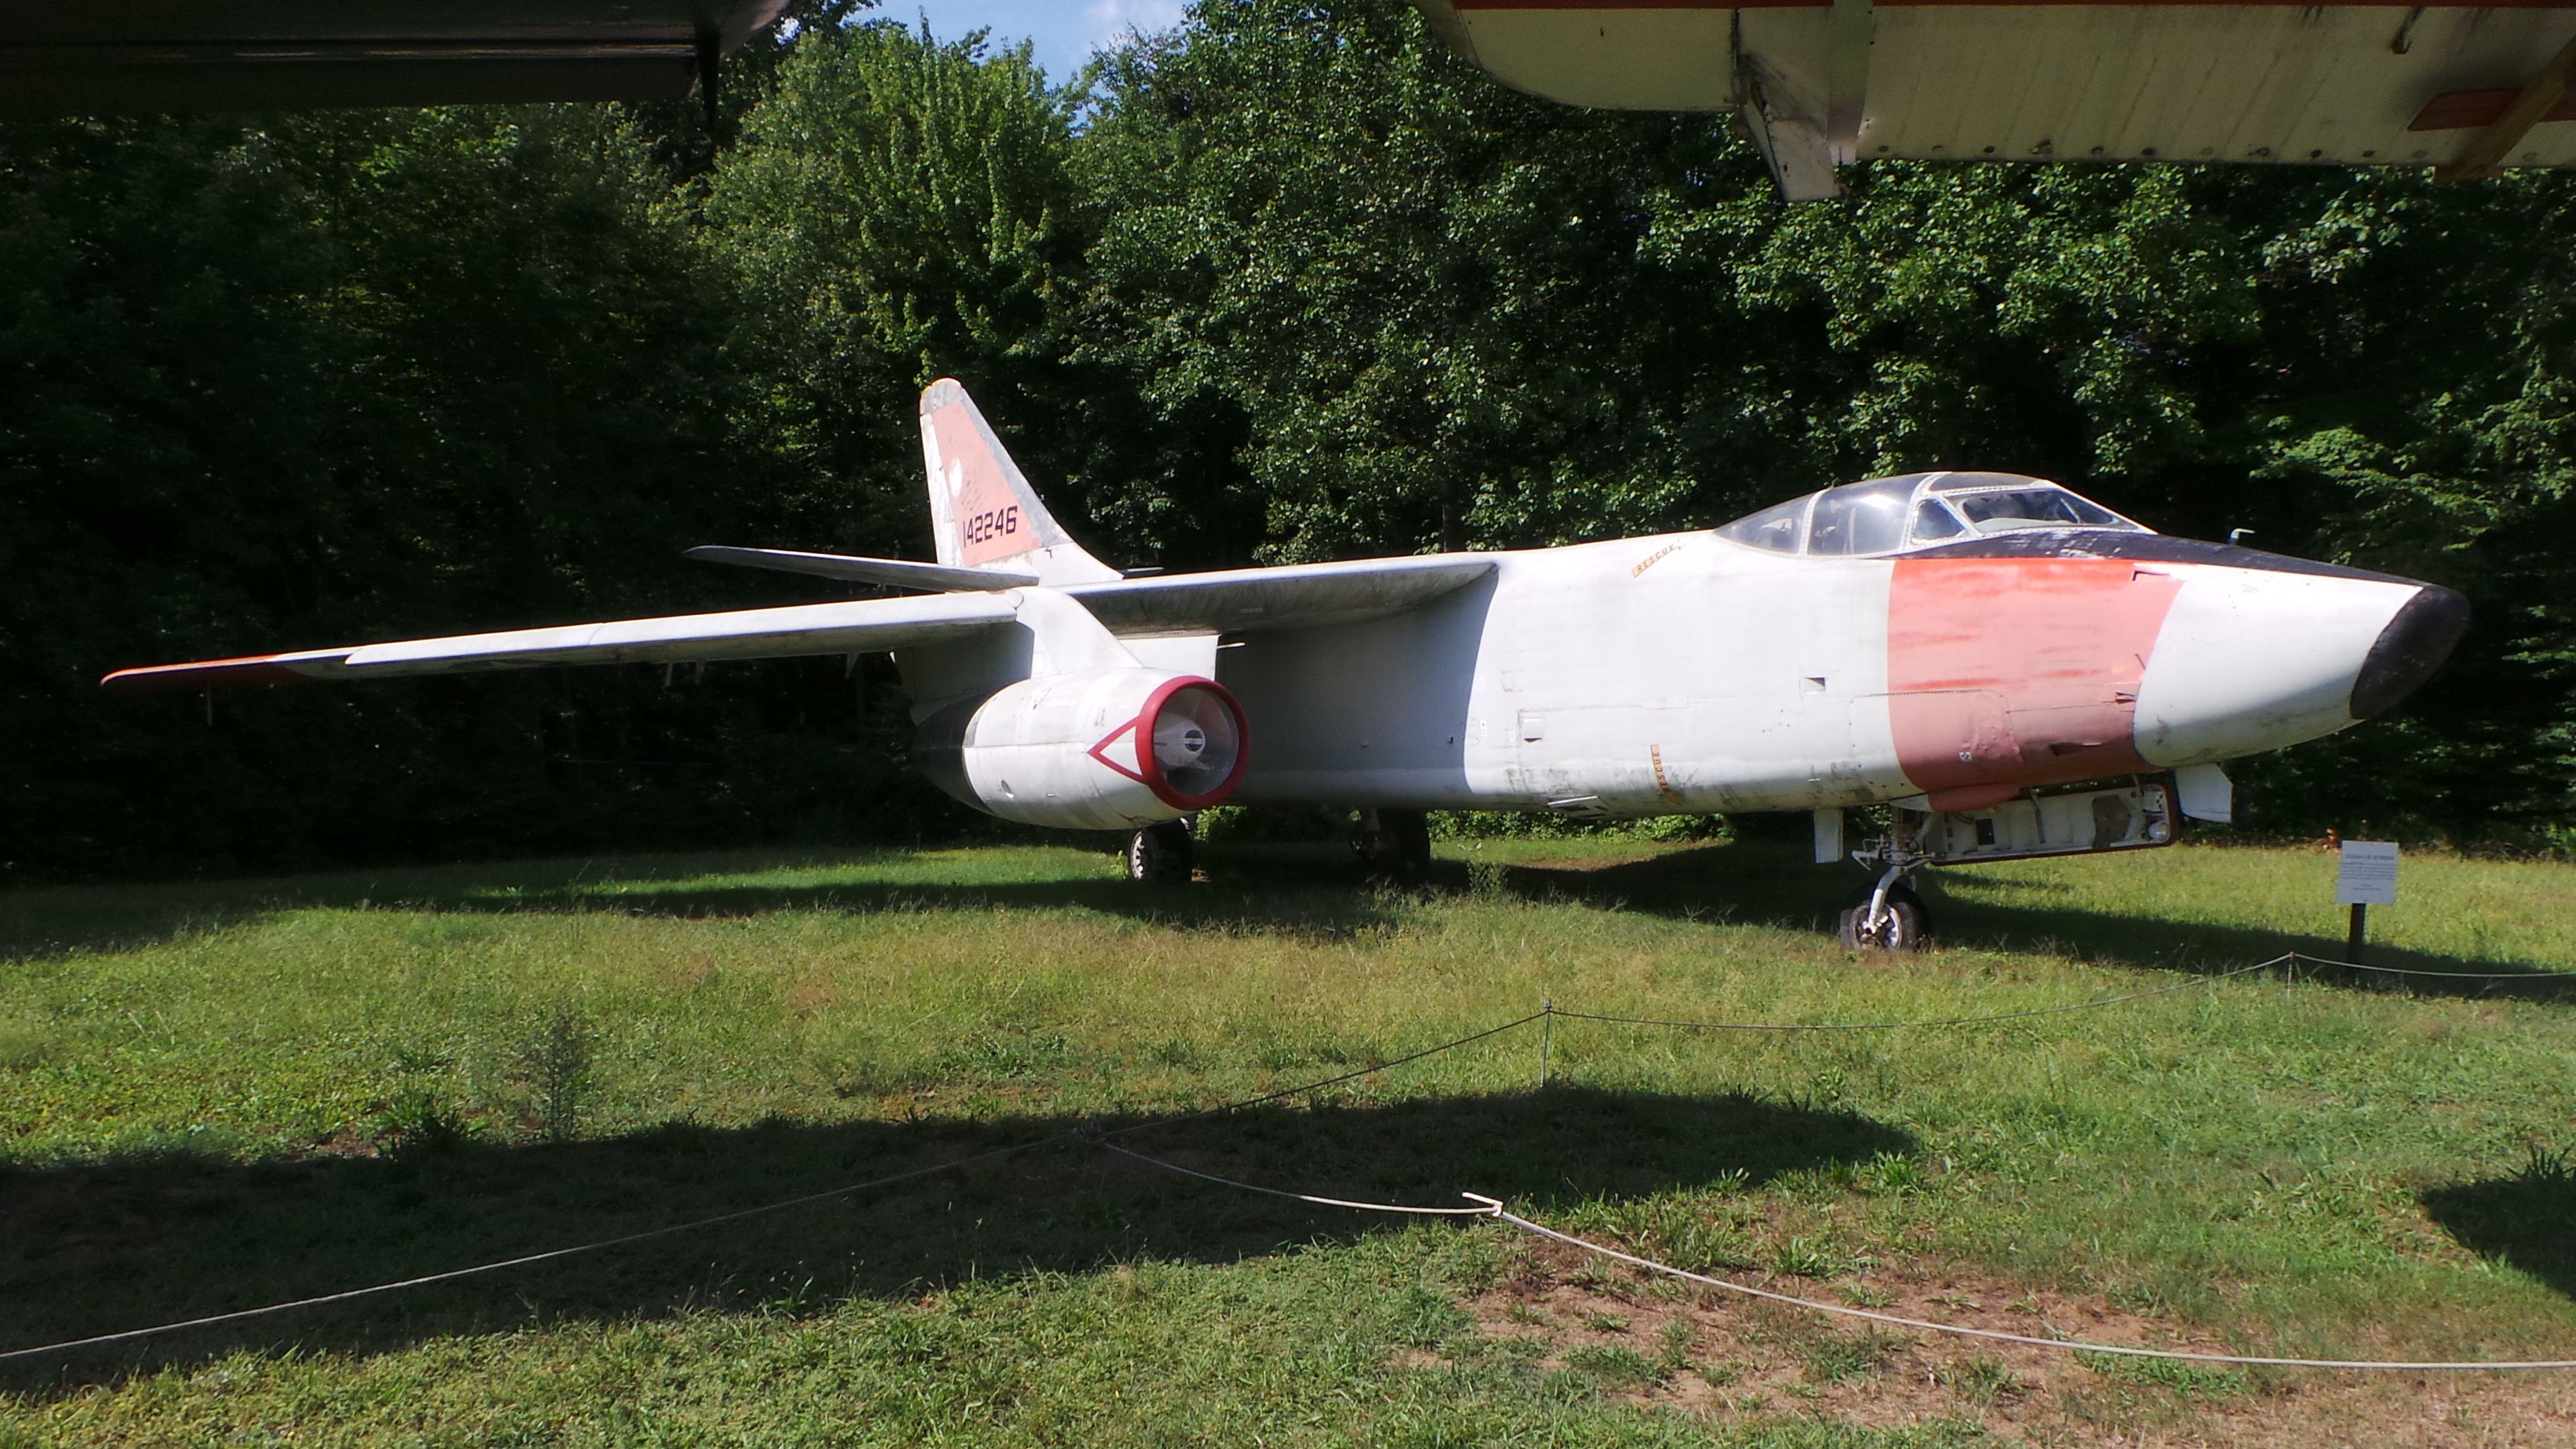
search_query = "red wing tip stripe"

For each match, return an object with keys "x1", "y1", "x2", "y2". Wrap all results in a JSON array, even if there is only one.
[{"x1": 101, "y1": 654, "x2": 349, "y2": 694}]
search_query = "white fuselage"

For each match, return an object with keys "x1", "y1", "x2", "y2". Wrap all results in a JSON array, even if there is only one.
[{"x1": 1219, "y1": 529, "x2": 2431, "y2": 816}]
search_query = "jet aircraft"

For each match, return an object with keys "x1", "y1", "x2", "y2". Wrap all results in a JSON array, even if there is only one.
[{"x1": 106, "y1": 381, "x2": 2468, "y2": 948}]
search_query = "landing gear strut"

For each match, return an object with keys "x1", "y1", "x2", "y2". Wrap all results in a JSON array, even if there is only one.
[
  {"x1": 1125, "y1": 816, "x2": 1196, "y2": 884},
  {"x1": 1839, "y1": 813, "x2": 1933, "y2": 951},
  {"x1": 1356, "y1": 808, "x2": 1433, "y2": 882}
]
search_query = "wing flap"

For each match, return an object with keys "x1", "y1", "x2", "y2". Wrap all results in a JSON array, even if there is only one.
[{"x1": 103, "y1": 593, "x2": 1017, "y2": 693}]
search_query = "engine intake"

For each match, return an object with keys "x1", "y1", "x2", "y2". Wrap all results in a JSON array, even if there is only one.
[{"x1": 912, "y1": 669, "x2": 1248, "y2": 829}]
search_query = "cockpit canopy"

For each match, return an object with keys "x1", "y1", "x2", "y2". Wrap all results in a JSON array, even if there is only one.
[{"x1": 1715, "y1": 472, "x2": 2148, "y2": 557}]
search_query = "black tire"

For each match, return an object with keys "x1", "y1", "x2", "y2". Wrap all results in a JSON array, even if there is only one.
[
  {"x1": 1356, "y1": 808, "x2": 1433, "y2": 881},
  {"x1": 1838, "y1": 883, "x2": 1930, "y2": 951},
  {"x1": 1126, "y1": 818, "x2": 1196, "y2": 884}
]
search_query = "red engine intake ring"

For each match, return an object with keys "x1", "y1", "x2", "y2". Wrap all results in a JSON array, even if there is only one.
[{"x1": 1087, "y1": 675, "x2": 1250, "y2": 811}]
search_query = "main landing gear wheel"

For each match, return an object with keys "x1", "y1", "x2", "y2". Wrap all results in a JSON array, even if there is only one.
[
  {"x1": 1356, "y1": 808, "x2": 1433, "y2": 882},
  {"x1": 1838, "y1": 883, "x2": 1929, "y2": 951},
  {"x1": 1126, "y1": 817, "x2": 1196, "y2": 885}
]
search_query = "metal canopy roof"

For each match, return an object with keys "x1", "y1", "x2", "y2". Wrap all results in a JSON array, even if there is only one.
[
  {"x1": 0, "y1": 1, "x2": 794, "y2": 116},
  {"x1": 1413, "y1": 1, "x2": 2576, "y2": 198}
]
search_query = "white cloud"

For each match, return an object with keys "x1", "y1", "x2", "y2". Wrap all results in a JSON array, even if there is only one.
[{"x1": 1085, "y1": 0, "x2": 1185, "y2": 48}]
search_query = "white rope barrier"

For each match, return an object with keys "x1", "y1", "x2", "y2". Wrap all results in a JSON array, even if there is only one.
[
  {"x1": 1550, "y1": 958, "x2": 2277, "y2": 1033},
  {"x1": 1472, "y1": 1197, "x2": 2576, "y2": 1372},
  {"x1": 1101, "y1": 1145, "x2": 2576, "y2": 1372},
  {"x1": 0, "y1": 1136, "x2": 1068, "y2": 1366},
  {"x1": 1098, "y1": 1142, "x2": 1494, "y2": 1215},
  {"x1": 2292, "y1": 952, "x2": 2576, "y2": 983}
]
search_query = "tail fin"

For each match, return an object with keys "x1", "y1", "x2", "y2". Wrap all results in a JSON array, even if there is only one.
[{"x1": 918, "y1": 379, "x2": 1120, "y2": 586}]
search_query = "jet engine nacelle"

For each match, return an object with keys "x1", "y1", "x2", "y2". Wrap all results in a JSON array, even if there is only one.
[{"x1": 911, "y1": 669, "x2": 1248, "y2": 830}]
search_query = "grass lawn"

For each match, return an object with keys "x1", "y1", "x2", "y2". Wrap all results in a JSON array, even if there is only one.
[{"x1": 3, "y1": 835, "x2": 2574, "y2": 1445}]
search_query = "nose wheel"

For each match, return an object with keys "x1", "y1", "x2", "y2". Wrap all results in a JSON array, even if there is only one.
[
  {"x1": 1125, "y1": 817, "x2": 1196, "y2": 884},
  {"x1": 1839, "y1": 879, "x2": 1929, "y2": 950},
  {"x1": 1840, "y1": 815, "x2": 1934, "y2": 951}
]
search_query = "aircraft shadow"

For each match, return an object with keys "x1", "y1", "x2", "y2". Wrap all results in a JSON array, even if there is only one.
[
  {"x1": 10, "y1": 839, "x2": 2561, "y2": 995},
  {"x1": 0, "y1": 845, "x2": 1408, "y2": 963},
  {"x1": 0, "y1": 1086, "x2": 1911, "y2": 1394},
  {"x1": 1483, "y1": 842, "x2": 2576, "y2": 1000},
  {"x1": 2419, "y1": 1154, "x2": 2576, "y2": 1301}
]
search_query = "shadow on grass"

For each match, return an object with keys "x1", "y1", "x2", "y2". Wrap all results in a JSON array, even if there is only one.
[
  {"x1": 2421, "y1": 1152, "x2": 2576, "y2": 1301},
  {"x1": 10, "y1": 838, "x2": 2566, "y2": 998},
  {"x1": 0, "y1": 1085, "x2": 1910, "y2": 1393},
  {"x1": 0, "y1": 845, "x2": 1429, "y2": 965},
  {"x1": 1485, "y1": 842, "x2": 2576, "y2": 1000}
]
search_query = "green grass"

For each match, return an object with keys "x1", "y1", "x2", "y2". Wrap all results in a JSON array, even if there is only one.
[{"x1": 3, "y1": 836, "x2": 2574, "y2": 1445}]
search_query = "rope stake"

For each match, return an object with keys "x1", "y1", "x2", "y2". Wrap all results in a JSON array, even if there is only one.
[{"x1": 1539, "y1": 998, "x2": 1552, "y2": 1088}]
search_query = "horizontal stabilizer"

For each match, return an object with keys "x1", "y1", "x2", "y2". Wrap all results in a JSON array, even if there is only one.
[
  {"x1": 686, "y1": 545, "x2": 1037, "y2": 592},
  {"x1": 1067, "y1": 555, "x2": 1495, "y2": 634},
  {"x1": 689, "y1": 550, "x2": 1499, "y2": 633}
]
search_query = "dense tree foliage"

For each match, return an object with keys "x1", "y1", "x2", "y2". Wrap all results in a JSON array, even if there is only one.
[{"x1": 1, "y1": 0, "x2": 2569, "y2": 879}]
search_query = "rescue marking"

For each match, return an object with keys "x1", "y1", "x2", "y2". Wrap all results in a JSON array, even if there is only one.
[
  {"x1": 1631, "y1": 542, "x2": 1684, "y2": 577},
  {"x1": 1650, "y1": 744, "x2": 1683, "y2": 805}
]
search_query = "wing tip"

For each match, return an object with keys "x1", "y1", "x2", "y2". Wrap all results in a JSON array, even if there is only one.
[{"x1": 100, "y1": 652, "x2": 348, "y2": 695}]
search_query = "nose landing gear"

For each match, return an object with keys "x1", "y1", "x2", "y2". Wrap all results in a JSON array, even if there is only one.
[{"x1": 1840, "y1": 815, "x2": 1934, "y2": 951}]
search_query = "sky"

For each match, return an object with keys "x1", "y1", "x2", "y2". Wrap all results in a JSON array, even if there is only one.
[{"x1": 882, "y1": 1, "x2": 1187, "y2": 82}]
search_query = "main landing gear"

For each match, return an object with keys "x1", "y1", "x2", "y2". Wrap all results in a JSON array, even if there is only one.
[
  {"x1": 1839, "y1": 813, "x2": 1933, "y2": 951},
  {"x1": 1125, "y1": 817, "x2": 1196, "y2": 884},
  {"x1": 1356, "y1": 808, "x2": 1433, "y2": 882}
]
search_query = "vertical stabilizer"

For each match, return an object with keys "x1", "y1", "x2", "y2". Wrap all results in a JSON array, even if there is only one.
[{"x1": 919, "y1": 380, "x2": 1120, "y2": 585}]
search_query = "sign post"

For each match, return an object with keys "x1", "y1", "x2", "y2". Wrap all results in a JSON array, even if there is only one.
[{"x1": 2334, "y1": 841, "x2": 2399, "y2": 965}]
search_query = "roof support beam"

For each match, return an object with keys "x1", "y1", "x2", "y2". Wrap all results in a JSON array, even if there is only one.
[
  {"x1": 1826, "y1": 0, "x2": 1875, "y2": 166},
  {"x1": 2436, "y1": 29, "x2": 2576, "y2": 181}
]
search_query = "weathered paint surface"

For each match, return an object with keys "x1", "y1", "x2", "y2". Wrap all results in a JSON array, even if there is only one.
[
  {"x1": 1883, "y1": 558, "x2": 2181, "y2": 807},
  {"x1": 922, "y1": 389, "x2": 1035, "y2": 569},
  {"x1": 1224, "y1": 533, "x2": 2427, "y2": 816}
]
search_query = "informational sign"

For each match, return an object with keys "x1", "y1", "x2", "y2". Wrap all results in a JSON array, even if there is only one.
[{"x1": 2336, "y1": 841, "x2": 2399, "y2": 906}]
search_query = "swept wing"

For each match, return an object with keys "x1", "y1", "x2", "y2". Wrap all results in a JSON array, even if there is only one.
[{"x1": 100, "y1": 556, "x2": 1496, "y2": 694}]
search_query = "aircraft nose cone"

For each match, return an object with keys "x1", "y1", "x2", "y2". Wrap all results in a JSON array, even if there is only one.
[
  {"x1": 2349, "y1": 583, "x2": 2469, "y2": 720},
  {"x1": 2130, "y1": 564, "x2": 2461, "y2": 768}
]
